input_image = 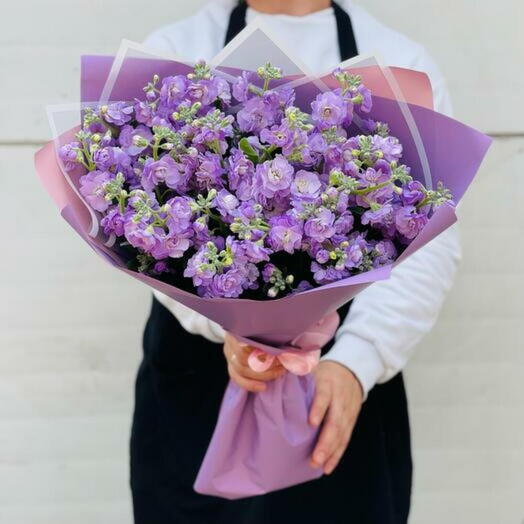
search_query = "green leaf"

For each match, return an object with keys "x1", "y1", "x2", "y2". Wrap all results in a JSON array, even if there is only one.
[{"x1": 239, "y1": 137, "x2": 259, "y2": 163}]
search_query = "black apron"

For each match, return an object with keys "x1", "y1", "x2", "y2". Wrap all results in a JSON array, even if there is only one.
[{"x1": 131, "y1": 3, "x2": 412, "y2": 523}]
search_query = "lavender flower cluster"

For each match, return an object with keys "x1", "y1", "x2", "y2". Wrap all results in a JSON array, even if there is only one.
[{"x1": 60, "y1": 62, "x2": 452, "y2": 299}]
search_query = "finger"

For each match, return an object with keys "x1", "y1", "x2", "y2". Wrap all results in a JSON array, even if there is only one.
[
  {"x1": 224, "y1": 340, "x2": 250, "y2": 368},
  {"x1": 228, "y1": 342, "x2": 253, "y2": 367},
  {"x1": 228, "y1": 364, "x2": 267, "y2": 393},
  {"x1": 311, "y1": 404, "x2": 344, "y2": 468},
  {"x1": 309, "y1": 381, "x2": 331, "y2": 427},
  {"x1": 323, "y1": 403, "x2": 360, "y2": 474},
  {"x1": 323, "y1": 433, "x2": 349, "y2": 475}
]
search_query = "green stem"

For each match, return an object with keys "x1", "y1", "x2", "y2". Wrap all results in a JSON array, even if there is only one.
[
  {"x1": 118, "y1": 194, "x2": 126, "y2": 215},
  {"x1": 352, "y1": 180, "x2": 391, "y2": 196},
  {"x1": 81, "y1": 142, "x2": 95, "y2": 171},
  {"x1": 210, "y1": 139, "x2": 222, "y2": 156},
  {"x1": 416, "y1": 196, "x2": 431, "y2": 210},
  {"x1": 205, "y1": 209, "x2": 223, "y2": 223},
  {"x1": 259, "y1": 145, "x2": 277, "y2": 163},
  {"x1": 152, "y1": 137, "x2": 161, "y2": 161},
  {"x1": 78, "y1": 158, "x2": 90, "y2": 171}
]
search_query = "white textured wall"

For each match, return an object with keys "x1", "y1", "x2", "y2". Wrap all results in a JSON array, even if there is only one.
[{"x1": 1, "y1": 1, "x2": 522, "y2": 523}]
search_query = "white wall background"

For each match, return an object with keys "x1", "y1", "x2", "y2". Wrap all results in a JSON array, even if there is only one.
[{"x1": 1, "y1": 1, "x2": 522, "y2": 523}]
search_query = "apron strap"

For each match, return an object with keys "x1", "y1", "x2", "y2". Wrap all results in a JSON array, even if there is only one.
[
  {"x1": 224, "y1": 1, "x2": 248, "y2": 47},
  {"x1": 224, "y1": 1, "x2": 358, "y2": 61},
  {"x1": 332, "y1": 1, "x2": 358, "y2": 61}
]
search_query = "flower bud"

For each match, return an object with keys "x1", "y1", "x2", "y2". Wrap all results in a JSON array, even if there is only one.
[
  {"x1": 267, "y1": 287, "x2": 278, "y2": 298},
  {"x1": 133, "y1": 135, "x2": 149, "y2": 147}
]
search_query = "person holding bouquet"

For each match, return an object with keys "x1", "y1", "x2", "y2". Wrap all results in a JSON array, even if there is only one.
[{"x1": 130, "y1": 1, "x2": 461, "y2": 522}]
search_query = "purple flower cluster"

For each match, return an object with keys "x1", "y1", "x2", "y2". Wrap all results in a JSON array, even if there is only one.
[{"x1": 59, "y1": 62, "x2": 452, "y2": 299}]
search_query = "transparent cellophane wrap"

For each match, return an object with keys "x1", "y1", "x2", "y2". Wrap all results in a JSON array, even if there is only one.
[{"x1": 37, "y1": 21, "x2": 492, "y2": 498}]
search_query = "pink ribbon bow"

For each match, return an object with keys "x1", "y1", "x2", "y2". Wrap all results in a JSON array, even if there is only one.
[{"x1": 246, "y1": 311, "x2": 340, "y2": 376}]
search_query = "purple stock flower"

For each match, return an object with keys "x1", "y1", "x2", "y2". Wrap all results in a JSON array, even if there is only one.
[
  {"x1": 118, "y1": 125, "x2": 153, "y2": 156},
  {"x1": 361, "y1": 203, "x2": 395, "y2": 228},
  {"x1": 401, "y1": 180, "x2": 425, "y2": 206},
  {"x1": 236, "y1": 96, "x2": 273, "y2": 133},
  {"x1": 79, "y1": 170, "x2": 113, "y2": 212},
  {"x1": 192, "y1": 216, "x2": 212, "y2": 247},
  {"x1": 102, "y1": 102, "x2": 133, "y2": 126},
  {"x1": 195, "y1": 152, "x2": 225, "y2": 189},
  {"x1": 214, "y1": 189, "x2": 239, "y2": 217},
  {"x1": 355, "y1": 84, "x2": 372, "y2": 113},
  {"x1": 142, "y1": 155, "x2": 179, "y2": 192},
  {"x1": 311, "y1": 91, "x2": 346, "y2": 129},
  {"x1": 184, "y1": 245, "x2": 216, "y2": 286},
  {"x1": 165, "y1": 196, "x2": 193, "y2": 232},
  {"x1": 256, "y1": 155, "x2": 294, "y2": 198},
  {"x1": 294, "y1": 280, "x2": 314, "y2": 293},
  {"x1": 304, "y1": 208, "x2": 336, "y2": 242},
  {"x1": 311, "y1": 262, "x2": 349, "y2": 284},
  {"x1": 371, "y1": 135, "x2": 402, "y2": 163},
  {"x1": 101, "y1": 207, "x2": 126, "y2": 236},
  {"x1": 92, "y1": 147, "x2": 117, "y2": 171},
  {"x1": 290, "y1": 170, "x2": 322, "y2": 201},
  {"x1": 58, "y1": 142, "x2": 80, "y2": 171},
  {"x1": 227, "y1": 149, "x2": 254, "y2": 200},
  {"x1": 134, "y1": 99, "x2": 155, "y2": 126},
  {"x1": 315, "y1": 249, "x2": 330, "y2": 264},
  {"x1": 160, "y1": 75, "x2": 188, "y2": 107},
  {"x1": 268, "y1": 215, "x2": 303, "y2": 254},
  {"x1": 204, "y1": 266, "x2": 251, "y2": 298},
  {"x1": 261, "y1": 263, "x2": 277, "y2": 283},
  {"x1": 242, "y1": 240, "x2": 271, "y2": 263},
  {"x1": 356, "y1": 167, "x2": 394, "y2": 206},
  {"x1": 334, "y1": 212, "x2": 354, "y2": 234},
  {"x1": 151, "y1": 229, "x2": 192, "y2": 260},
  {"x1": 215, "y1": 77, "x2": 232, "y2": 105},
  {"x1": 373, "y1": 239, "x2": 397, "y2": 266},
  {"x1": 344, "y1": 242, "x2": 364, "y2": 269},
  {"x1": 153, "y1": 261, "x2": 169, "y2": 274},
  {"x1": 260, "y1": 123, "x2": 293, "y2": 148},
  {"x1": 359, "y1": 166, "x2": 390, "y2": 187},
  {"x1": 232, "y1": 71, "x2": 257, "y2": 102},
  {"x1": 123, "y1": 220, "x2": 158, "y2": 253},
  {"x1": 395, "y1": 205, "x2": 428, "y2": 240}
]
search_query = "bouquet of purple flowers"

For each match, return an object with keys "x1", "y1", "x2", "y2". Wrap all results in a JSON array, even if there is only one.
[
  {"x1": 36, "y1": 31, "x2": 491, "y2": 499},
  {"x1": 59, "y1": 61, "x2": 452, "y2": 301}
]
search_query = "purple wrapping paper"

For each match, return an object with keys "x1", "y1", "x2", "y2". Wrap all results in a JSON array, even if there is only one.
[
  {"x1": 195, "y1": 374, "x2": 321, "y2": 498},
  {"x1": 36, "y1": 51, "x2": 492, "y2": 499}
]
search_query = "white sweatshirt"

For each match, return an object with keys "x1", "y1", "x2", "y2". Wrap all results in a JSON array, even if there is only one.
[{"x1": 144, "y1": 0, "x2": 462, "y2": 398}]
